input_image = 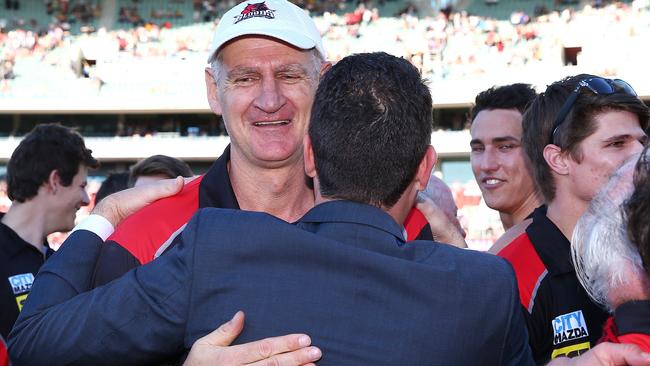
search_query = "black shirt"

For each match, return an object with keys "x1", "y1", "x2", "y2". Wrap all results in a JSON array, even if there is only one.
[
  {"x1": 499, "y1": 206, "x2": 609, "y2": 365},
  {"x1": 0, "y1": 214, "x2": 50, "y2": 339}
]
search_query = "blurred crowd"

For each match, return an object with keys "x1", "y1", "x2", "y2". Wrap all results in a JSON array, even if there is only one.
[{"x1": 1, "y1": 0, "x2": 649, "y2": 91}]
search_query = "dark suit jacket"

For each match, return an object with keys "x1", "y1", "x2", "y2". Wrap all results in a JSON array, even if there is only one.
[{"x1": 9, "y1": 201, "x2": 533, "y2": 365}]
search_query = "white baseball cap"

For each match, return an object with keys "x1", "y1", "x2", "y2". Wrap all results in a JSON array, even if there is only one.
[{"x1": 207, "y1": 0, "x2": 326, "y2": 63}]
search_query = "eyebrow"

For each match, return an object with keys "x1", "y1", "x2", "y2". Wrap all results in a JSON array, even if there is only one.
[
  {"x1": 602, "y1": 134, "x2": 647, "y2": 143},
  {"x1": 227, "y1": 63, "x2": 309, "y2": 77},
  {"x1": 470, "y1": 136, "x2": 520, "y2": 145}
]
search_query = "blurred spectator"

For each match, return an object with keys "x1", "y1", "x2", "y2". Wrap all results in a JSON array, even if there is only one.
[
  {"x1": 129, "y1": 154, "x2": 193, "y2": 187},
  {"x1": 94, "y1": 171, "x2": 129, "y2": 204}
]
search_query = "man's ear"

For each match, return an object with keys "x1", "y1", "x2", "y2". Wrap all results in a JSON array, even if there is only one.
[
  {"x1": 46, "y1": 170, "x2": 61, "y2": 194},
  {"x1": 543, "y1": 144, "x2": 570, "y2": 176},
  {"x1": 319, "y1": 62, "x2": 332, "y2": 79},
  {"x1": 205, "y1": 67, "x2": 223, "y2": 115},
  {"x1": 303, "y1": 135, "x2": 317, "y2": 178},
  {"x1": 415, "y1": 146, "x2": 437, "y2": 190}
]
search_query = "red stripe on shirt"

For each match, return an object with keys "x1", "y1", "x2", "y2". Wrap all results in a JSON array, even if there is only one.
[
  {"x1": 498, "y1": 233, "x2": 547, "y2": 312},
  {"x1": 108, "y1": 175, "x2": 203, "y2": 264},
  {"x1": 404, "y1": 208, "x2": 428, "y2": 241}
]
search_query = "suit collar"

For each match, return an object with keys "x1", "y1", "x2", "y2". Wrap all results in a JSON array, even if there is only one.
[{"x1": 299, "y1": 200, "x2": 406, "y2": 242}]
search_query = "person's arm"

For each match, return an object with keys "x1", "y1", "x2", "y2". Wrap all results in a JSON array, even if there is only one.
[
  {"x1": 10, "y1": 179, "x2": 320, "y2": 366},
  {"x1": 9, "y1": 179, "x2": 191, "y2": 365}
]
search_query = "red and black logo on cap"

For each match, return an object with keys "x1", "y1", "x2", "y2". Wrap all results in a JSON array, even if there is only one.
[{"x1": 234, "y1": 2, "x2": 275, "y2": 24}]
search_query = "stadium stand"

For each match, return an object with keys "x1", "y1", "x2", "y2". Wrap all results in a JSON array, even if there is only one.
[{"x1": 2, "y1": 0, "x2": 650, "y2": 248}]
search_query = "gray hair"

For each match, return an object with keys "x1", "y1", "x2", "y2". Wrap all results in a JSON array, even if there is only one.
[{"x1": 571, "y1": 152, "x2": 646, "y2": 312}]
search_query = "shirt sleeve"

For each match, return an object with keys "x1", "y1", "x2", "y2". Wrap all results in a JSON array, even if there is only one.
[{"x1": 7, "y1": 214, "x2": 201, "y2": 366}]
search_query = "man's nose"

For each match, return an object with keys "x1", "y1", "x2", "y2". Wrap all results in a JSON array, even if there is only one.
[
  {"x1": 480, "y1": 149, "x2": 499, "y2": 171},
  {"x1": 254, "y1": 77, "x2": 286, "y2": 113},
  {"x1": 81, "y1": 191, "x2": 90, "y2": 206}
]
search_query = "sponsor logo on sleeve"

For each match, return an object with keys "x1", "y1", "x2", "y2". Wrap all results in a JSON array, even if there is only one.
[
  {"x1": 7, "y1": 273, "x2": 34, "y2": 295},
  {"x1": 552, "y1": 310, "x2": 589, "y2": 345},
  {"x1": 234, "y1": 2, "x2": 276, "y2": 24}
]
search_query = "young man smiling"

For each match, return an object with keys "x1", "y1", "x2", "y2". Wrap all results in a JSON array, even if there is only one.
[
  {"x1": 468, "y1": 84, "x2": 543, "y2": 254},
  {"x1": 498, "y1": 74, "x2": 649, "y2": 364}
]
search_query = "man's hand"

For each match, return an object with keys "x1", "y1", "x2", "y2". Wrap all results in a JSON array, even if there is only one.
[
  {"x1": 93, "y1": 176, "x2": 185, "y2": 227},
  {"x1": 416, "y1": 192, "x2": 467, "y2": 248},
  {"x1": 184, "y1": 311, "x2": 322, "y2": 366},
  {"x1": 548, "y1": 343, "x2": 650, "y2": 366}
]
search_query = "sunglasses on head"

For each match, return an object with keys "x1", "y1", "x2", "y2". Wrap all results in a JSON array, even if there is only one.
[{"x1": 549, "y1": 77, "x2": 637, "y2": 144}]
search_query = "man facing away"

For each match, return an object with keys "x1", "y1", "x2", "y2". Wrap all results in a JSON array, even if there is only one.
[
  {"x1": 0, "y1": 124, "x2": 98, "y2": 339},
  {"x1": 9, "y1": 52, "x2": 532, "y2": 366},
  {"x1": 498, "y1": 74, "x2": 649, "y2": 364},
  {"x1": 467, "y1": 83, "x2": 542, "y2": 254}
]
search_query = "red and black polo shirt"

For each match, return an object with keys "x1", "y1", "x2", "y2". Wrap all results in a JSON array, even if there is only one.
[
  {"x1": 498, "y1": 206, "x2": 609, "y2": 365},
  {"x1": 91, "y1": 145, "x2": 433, "y2": 287}
]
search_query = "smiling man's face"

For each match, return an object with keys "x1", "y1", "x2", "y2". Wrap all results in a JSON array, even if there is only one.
[
  {"x1": 470, "y1": 108, "x2": 538, "y2": 214},
  {"x1": 207, "y1": 36, "x2": 321, "y2": 169}
]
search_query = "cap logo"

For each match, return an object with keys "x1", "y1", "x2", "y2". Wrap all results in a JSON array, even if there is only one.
[{"x1": 234, "y1": 2, "x2": 276, "y2": 24}]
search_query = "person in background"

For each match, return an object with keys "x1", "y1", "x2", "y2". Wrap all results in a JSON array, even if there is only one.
[
  {"x1": 499, "y1": 74, "x2": 648, "y2": 364},
  {"x1": 467, "y1": 83, "x2": 542, "y2": 254},
  {"x1": 94, "y1": 171, "x2": 129, "y2": 204},
  {"x1": 129, "y1": 154, "x2": 193, "y2": 187},
  {"x1": 0, "y1": 124, "x2": 98, "y2": 339}
]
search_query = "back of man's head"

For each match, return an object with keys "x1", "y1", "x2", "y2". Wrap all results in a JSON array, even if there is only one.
[
  {"x1": 469, "y1": 83, "x2": 536, "y2": 121},
  {"x1": 7, "y1": 124, "x2": 98, "y2": 203},
  {"x1": 522, "y1": 74, "x2": 649, "y2": 202},
  {"x1": 572, "y1": 152, "x2": 642, "y2": 311},
  {"x1": 129, "y1": 155, "x2": 193, "y2": 187},
  {"x1": 309, "y1": 52, "x2": 433, "y2": 207}
]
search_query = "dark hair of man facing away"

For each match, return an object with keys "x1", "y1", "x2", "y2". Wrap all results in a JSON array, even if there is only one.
[
  {"x1": 626, "y1": 146, "x2": 650, "y2": 274},
  {"x1": 128, "y1": 155, "x2": 193, "y2": 187},
  {"x1": 309, "y1": 52, "x2": 433, "y2": 207},
  {"x1": 7, "y1": 124, "x2": 99, "y2": 202},
  {"x1": 523, "y1": 74, "x2": 650, "y2": 202},
  {"x1": 469, "y1": 83, "x2": 537, "y2": 121}
]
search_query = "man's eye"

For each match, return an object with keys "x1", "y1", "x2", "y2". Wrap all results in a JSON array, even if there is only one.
[
  {"x1": 498, "y1": 145, "x2": 514, "y2": 151},
  {"x1": 607, "y1": 140, "x2": 625, "y2": 148},
  {"x1": 470, "y1": 146, "x2": 484, "y2": 153}
]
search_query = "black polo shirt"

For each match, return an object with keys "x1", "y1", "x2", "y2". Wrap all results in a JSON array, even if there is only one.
[
  {"x1": 0, "y1": 215, "x2": 50, "y2": 339},
  {"x1": 499, "y1": 206, "x2": 609, "y2": 365}
]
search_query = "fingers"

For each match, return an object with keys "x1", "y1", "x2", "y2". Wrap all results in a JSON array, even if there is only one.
[
  {"x1": 203, "y1": 311, "x2": 245, "y2": 347},
  {"x1": 592, "y1": 342, "x2": 650, "y2": 366},
  {"x1": 228, "y1": 334, "x2": 314, "y2": 364},
  {"x1": 245, "y1": 346, "x2": 322, "y2": 366}
]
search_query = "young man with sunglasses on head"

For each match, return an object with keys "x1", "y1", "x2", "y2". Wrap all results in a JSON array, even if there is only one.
[{"x1": 498, "y1": 74, "x2": 649, "y2": 364}]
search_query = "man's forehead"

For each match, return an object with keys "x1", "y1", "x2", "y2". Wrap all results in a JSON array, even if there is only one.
[
  {"x1": 217, "y1": 35, "x2": 313, "y2": 64},
  {"x1": 471, "y1": 109, "x2": 523, "y2": 141}
]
